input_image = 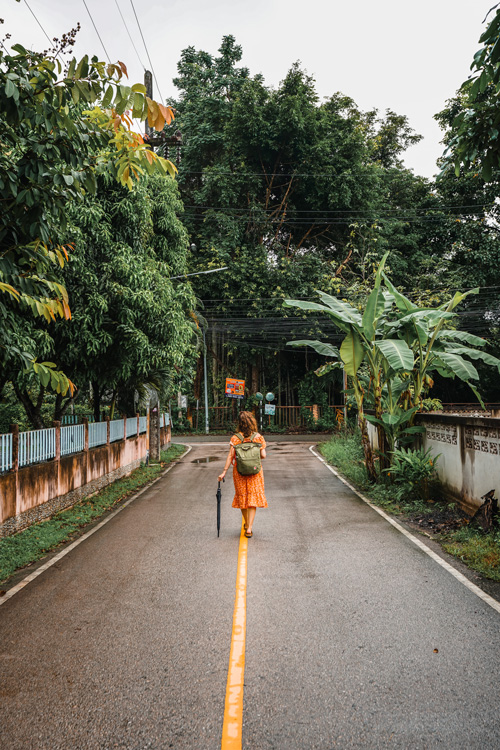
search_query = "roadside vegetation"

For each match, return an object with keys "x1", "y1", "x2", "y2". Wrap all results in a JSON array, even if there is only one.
[
  {"x1": 0, "y1": 444, "x2": 186, "y2": 586},
  {"x1": 320, "y1": 430, "x2": 500, "y2": 582}
]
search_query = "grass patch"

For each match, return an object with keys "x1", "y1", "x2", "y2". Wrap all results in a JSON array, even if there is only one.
[
  {"x1": 443, "y1": 528, "x2": 500, "y2": 582},
  {"x1": 0, "y1": 444, "x2": 186, "y2": 584}
]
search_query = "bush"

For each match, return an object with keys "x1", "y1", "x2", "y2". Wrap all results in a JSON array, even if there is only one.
[{"x1": 385, "y1": 446, "x2": 440, "y2": 503}]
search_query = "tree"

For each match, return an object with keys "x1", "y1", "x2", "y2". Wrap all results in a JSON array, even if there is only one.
[
  {"x1": 164, "y1": 37, "x2": 428, "y2": 407},
  {"x1": 0, "y1": 39, "x2": 175, "y2": 394},
  {"x1": 439, "y1": 5, "x2": 500, "y2": 181},
  {"x1": 12, "y1": 173, "x2": 198, "y2": 427}
]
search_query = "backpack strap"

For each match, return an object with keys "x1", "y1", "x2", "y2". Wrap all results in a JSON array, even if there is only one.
[
  {"x1": 234, "y1": 432, "x2": 245, "y2": 443},
  {"x1": 249, "y1": 432, "x2": 258, "y2": 442}
]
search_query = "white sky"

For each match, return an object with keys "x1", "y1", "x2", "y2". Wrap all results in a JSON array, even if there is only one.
[{"x1": 2, "y1": 0, "x2": 495, "y2": 179}]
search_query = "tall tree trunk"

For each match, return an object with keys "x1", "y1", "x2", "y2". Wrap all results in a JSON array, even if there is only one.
[
  {"x1": 54, "y1": 389, "x2": 79, "y2": 422},
  {"x1": 92, "y1": 381, "x2": 101, "y2": 423},
  {"x1": 14, "y1": 384, "x2": 45, "y2": 429},
  {"x1": 358, "y1": 413, "x2": 377, "y2": 482}
]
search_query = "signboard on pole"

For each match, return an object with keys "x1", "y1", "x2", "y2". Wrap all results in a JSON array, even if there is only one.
[
  {"x1": 225, "y1": 378, "x2": 245, "y2": 399},
  {"x1": 264, "y1": 404, "x2": 276, "y2": 416}
]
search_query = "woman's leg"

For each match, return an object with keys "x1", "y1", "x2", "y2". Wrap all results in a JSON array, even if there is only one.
[
  {"x1": 241, "y1": 508, "x2": 248, "y2": 528},
  {"x1": 246, "y1": 507, "x2": 256, "y2": 533}
]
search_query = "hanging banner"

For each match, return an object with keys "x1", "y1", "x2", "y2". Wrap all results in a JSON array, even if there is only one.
[
  {"x1": 264, "y1": 404, "x2": 276, "y2": 415},
  {"x1": 225, "y1": 378, "x2": 245, "y2": 399}
]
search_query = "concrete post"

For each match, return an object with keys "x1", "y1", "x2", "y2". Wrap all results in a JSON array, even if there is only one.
[
  {"x1": 10, "y1": 424, "x2": 19, "y2": 472},
  {"x1": 136, "y1": 412, "x2": 140, "y2": 437},
  {"x1": 105, "y1": 416, "x2": 110, "y2": 445},
  {"x1": 83, "y1": 417, "x2": 89, "y2": 452},
  {"x1": 123, "y1": 414, "x2": 127, "y2": 441},
  {"x1": 53, "y1": 421, "x2": 61, "y2": 462},
  {"x1": 149, "y1": 407, "x2": 160, "y2": 461}
]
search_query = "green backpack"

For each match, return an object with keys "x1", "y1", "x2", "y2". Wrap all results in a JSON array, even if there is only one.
[{"x1": 233, "y1": 432, "x2": 262, "y2": 475}]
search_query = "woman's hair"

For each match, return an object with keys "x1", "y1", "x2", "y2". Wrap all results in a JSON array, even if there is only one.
[{"x1": 237, "y1": 411, "x2": 258, "y2": 437}]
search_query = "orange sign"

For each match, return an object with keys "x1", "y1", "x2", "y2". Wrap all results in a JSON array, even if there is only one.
[{"x1": 225, "y1": 378, "x2": 245, "y2": 399}]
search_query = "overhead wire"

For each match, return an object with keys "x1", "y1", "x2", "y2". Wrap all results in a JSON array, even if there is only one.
[
  {"x1": 23, "y1": 0, "x2": 64, "y2": 63},
  {"x1": 114, "y1": 0, "x2": 146, "y2": 69},
  {"x1": 23, "y1": 0, "x2": 54, "y2": 50},
  {"x1": 82, "y1": 0, "x2": 111, "y2": 62},
  {"x1": 129, "y1": 0, "x2": 164, "y2": 102}
]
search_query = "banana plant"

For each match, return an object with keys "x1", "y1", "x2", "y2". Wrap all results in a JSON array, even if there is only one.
[
  {"x1": 285, "y1": 253, "x2": 414, "y2": 480},
  {"x1": 284, "y1": 252, "x2": 500, "y2": 480}
]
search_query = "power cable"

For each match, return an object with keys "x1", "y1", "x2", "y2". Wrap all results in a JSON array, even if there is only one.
[
  {"x1": 23, "y1": 0, "x2": 64, "y2": 63},
  {"x1": 114, "y1": 0, "x2": 146, "y2": 69},
  {"x1": 23, "y1": 0, "x2": 54, "y2": 49},
  {"x1": 82, "y1": 0, "x2": 111, "y2": 62},
  {"x1": 129, "y1": 0, "x2": 164, "y2": 102}
]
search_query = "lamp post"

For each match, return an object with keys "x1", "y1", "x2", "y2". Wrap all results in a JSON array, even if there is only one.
[{"x1": 255, "y1": 392, "x2": 263, "y2": 431}]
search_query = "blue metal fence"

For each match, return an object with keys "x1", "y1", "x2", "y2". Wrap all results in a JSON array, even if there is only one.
[
  {"x1": 1, "y1": 433, "x2": 13, "y2": 473},
  {"x1": 89, "y1": 421, "x2": 107, "y2": 448},
  {"x1": 110, "y1": 419, "x2": 124, "y2": 443},
  {"x1": 61, "y1": 424, "x2": 85, "y2": 456},
  {"x1": 2, "y1": 414, "x2": 154, "y2": 473},
  {"x1": 19, "y1": 427, "x2": 56, "y2": 468},
  {"x1": 126, "y1": 417, "x2": 138, "y2": 438}
]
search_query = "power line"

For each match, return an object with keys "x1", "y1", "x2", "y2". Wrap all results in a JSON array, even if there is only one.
[
  {"x1": 82, "y1": 0, "x2": 111, "y2": 62},
  {"x1": 180, "y1": 202, "x2": 497, "y2": 215},
  {"x1": 23, "y1": 0, "x2": 64, "y2": 63},
  {"x1": 114, "y1": 0, "x2": 145, "y2": 69},
  {"x1": 129, "y1": 0, "x2": 164, "y2": 102},
  {"x1": 23, "y1": 0, "x2": 54, "y2": 49}
]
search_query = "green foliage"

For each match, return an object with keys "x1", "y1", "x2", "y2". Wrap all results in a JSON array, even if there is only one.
[
  {"x1": 385, "y1": 446, "x2": 439, "y2": 502},
  {"x1": 163, "y1": 36, "x2": 429, "y2": 410},
  {"x1": 443, "y1": 526, "x2": 500, "y2": 581},
  {"x1": 0, "y1": 444, "x2": 186, "y2": 582},
  {"x1": 439, "y1": 7, "x2": 500, "y2": 181},
  {"x1": 0, "y1": 39, "x2": 176, "y2": 392},
  {"x1": 286, "y1": 253, "x2": 500, "y2": 477}
]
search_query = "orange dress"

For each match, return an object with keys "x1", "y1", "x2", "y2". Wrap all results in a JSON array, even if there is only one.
[{"x1": 230, "y1": 433, "x2": 267, "y2": 509}]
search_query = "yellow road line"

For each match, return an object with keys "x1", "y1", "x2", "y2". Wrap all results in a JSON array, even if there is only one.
[{"x1": 221, "y1": 522, "x2": 248, "y2": 749}]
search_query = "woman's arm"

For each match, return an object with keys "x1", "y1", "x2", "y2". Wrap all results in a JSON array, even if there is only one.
[
  {"x1": 260, "y1": 448, "x2": 266, "y2": 459},
  {"x1": 218, "y1": 445, "x2": 235, "y2": 482}
]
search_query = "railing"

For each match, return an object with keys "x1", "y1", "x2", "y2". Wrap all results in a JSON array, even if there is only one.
[
  {"x1": 273, "y1": 406, "x2": 313, "y2": 428},
  {"x1": 1, "y1": 433, "x2": 13, "y2": 473},
  {"x1": 110, "y1": 419, "x2": 125, "y2": 443},
  {"x1": 1, "y1": 413, "x2": 161, "y2": 474},
  {"x1": 89, "y1": 421, "x2": 107, "y2": 449},
  {"x1": 126, "y1": 417, "x2": 138, "y2": 438},
  {"x1": 61, "y1": 424, "x2": 85, "y2": 456},
  {"x1": 19, "y1": 427, "x2": 56, "y2": 468}
]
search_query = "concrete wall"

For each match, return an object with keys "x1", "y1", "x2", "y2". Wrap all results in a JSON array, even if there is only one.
[
  {"x1": 366, "y1": 413, "x2": 500, "y2": 514},
  {"x1": 0, "y1": 424, "x2": 171, "y2": 537},
  {"x1": 417, "y1": 414, "x2": 500, "y2": 514}
]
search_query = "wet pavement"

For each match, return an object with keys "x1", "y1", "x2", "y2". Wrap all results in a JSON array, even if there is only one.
[{"x1": 1, "y1": 441, "x2": 500, "y2": 749}]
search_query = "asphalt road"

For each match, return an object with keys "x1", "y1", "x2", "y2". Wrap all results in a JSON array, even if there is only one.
[{"x1": 1, "y1": 440, "x2": 500, "y2": 749}]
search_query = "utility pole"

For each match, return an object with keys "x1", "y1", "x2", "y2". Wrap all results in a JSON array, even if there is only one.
[
  {"x1": 203, "y1": 330, "x2": 209, "y2": 434},
  {"x1": 144, "y1": 70, "x2": 153, "y2": 139}
]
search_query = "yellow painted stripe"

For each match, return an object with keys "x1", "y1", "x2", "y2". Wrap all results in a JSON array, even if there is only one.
[{"x1": 221, "y1": 522, "x2": 248, "y2": 749}]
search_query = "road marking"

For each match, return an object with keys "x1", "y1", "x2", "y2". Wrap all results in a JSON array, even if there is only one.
[
  {"x1": 309, "y1": 445, "x2": 500, "y2": 616},
  {"x1": 0, "y1": 446, "x2": 192, "y2": 607},
  {"x1": 221, "y1": 521, "x2": 248, "y2": 750}
]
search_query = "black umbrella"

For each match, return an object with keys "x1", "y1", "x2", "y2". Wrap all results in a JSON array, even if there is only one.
[{"x1": 216, "y1": 479, "x2": 224, "y2": 537}]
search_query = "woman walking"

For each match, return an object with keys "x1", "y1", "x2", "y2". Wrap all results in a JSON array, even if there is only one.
[{"x1": 218, "y1": 411, "x2": 267, "y2": 538}]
